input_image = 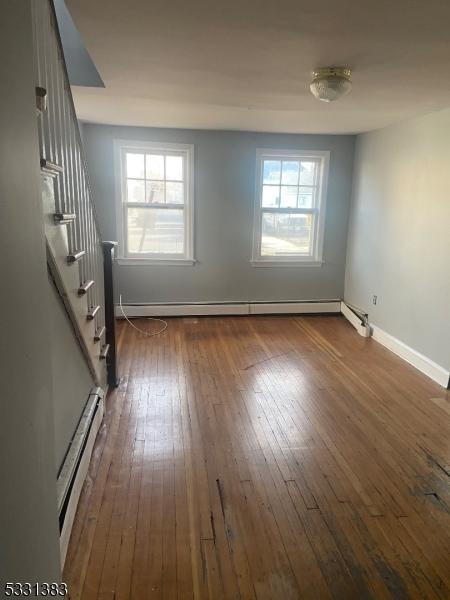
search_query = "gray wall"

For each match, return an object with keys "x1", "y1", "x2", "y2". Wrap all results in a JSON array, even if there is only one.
[
  {"x1": 84, "y1": 124, "x2": 355, "y2": 304},
  {"x1": 54, "y1": 0, "x2": 104, "y2": 88},
  {"x1": 345, "y1": 108, "x2": 450, "y2": 371},
  {"x1": 0, "y1": 0, "x2": 61, "y2": 586},
  {"x1": 49, "y1": 279, "x2": 94, "y2": 472}
]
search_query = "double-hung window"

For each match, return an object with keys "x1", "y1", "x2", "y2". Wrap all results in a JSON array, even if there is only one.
[
  {"x1": 115, "y1": 140, "x2": 194, "y2": 264},
  {"x1": 252, "y1": 149, "x2": 329, "y2": 266}
]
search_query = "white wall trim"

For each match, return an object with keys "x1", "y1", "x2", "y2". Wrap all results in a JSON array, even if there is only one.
[
  {"x1": 340, "y1": 300, "x2": 449, "y2": 387},
  {"x1": 251, "y1": 149, "x2": 330, "y2": 266},
  {"x1": 340, "y1": 301, "x2": 370, "y2": 337},
  {"x1": 116, "y1": 300, "x2": 341, "y2": 318},
  {"x1": 116, "y1": 258, "x2": 196, "y2": 266},
  {"x1": 113, "y1": 139, "x2": 195, "y2": 263},
  {"x1": 371, "y1": 324, "x2": 450, "y2": 388},
  {"x1": 250, "y1": 260, "x2": 323, "y2": 268}
]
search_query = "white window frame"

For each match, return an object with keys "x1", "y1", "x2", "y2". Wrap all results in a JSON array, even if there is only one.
[
  {"x1": 114, "y1": 139, "x2": 195, "y2": 265},
  {"x1": 251, "y1": 148, "x2": 330, "y2": 267}
]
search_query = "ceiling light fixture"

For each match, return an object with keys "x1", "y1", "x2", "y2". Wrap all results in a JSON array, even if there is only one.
[{"x1": 310, "y1": 67, "x2": 352, "y2": 102}]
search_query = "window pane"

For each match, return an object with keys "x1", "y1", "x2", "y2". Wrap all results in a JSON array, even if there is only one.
[
  {"x1": 262, "y1": 185, "x2": 280, "y2": 207},
  {"x1": 299, "y1": 161, "x2": 316, "y2": 185},
  {"x1": 146, "y1": 154, "x2": 164, "y2": 179},
  {"x1": 261, "y1": 212, "x2": 313, "y2": 256},
  {"x1": 166, "y1": 182, "x2": 184, "y2": 204},
  {"x1": 127, "y1": 179, "x2": 145, "y2": 202},
  {"x1": 128, "y1": 207, "x2": 184, "y2": 254},
  {"x1": 280, "y1": 186, "x2": 298, "y2": 208},
  {"x1": 146, "y1": 181, "x2": 165, "y2": 203},
  {"x1": 126, "y1": 153, "x2": 144, "y2": 179},
  {"x1": 263, "y1": 160, "x2": 281, "y2": 184},
  {"x1": 281, "y1": 161, "x2": 299, "y2": 185},
  {"x1": 298, "y1": 186, "x2": 314, "y2": 208},
  {"x1": 166, "y1": 155, "x2": 183, "y2": 181}
]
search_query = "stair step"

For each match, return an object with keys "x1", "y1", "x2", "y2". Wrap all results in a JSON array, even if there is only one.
[
  {"x1": 40, "y1": 158, "x2": 63, "y2": 177},
  {"x1": 87, "y1": 305, "x2": 100, "y2": 320},
  {"x1": 67, "y1": 250, "x2": 85, "y2": 264},
  {"x1": 94, "y1": 325, "x2": 106, "y2": 342},
  {"x1": 54, "y1": 213, "x2": 76, "y2": 225},
  {"x1": 99, "y1": 344, "x2": 110, "y2": 360},
  {"x1": 78, "y1": 280, "x2": 94, "y2": 295}
]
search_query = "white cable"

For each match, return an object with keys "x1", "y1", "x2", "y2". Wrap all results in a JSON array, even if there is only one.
[{"x1": 119, "y1": 294, "x2": 168, "y2": 337}]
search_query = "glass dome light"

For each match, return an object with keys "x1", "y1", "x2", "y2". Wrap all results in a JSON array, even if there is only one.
[{"x1": 310, "y1": 67, "x2": 352, "y2": 102}]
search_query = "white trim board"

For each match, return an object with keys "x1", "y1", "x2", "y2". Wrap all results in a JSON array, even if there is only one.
[
  {"x1": 251, "y1": 149, "x2": 330, "y2": 266},
  {"x1": 115, "y1": 300, "x2": 341, "y2": 318},
  {"x1": 114, "y1": 139, "x2": 195, "y2": 263},
  {"x1": 371, "y1": 325, "x2": 450, "y2": 389},
  {"x1": 340, "y1": 301, "x2": 370, "y2": 337},
  {"x1": 340, "y1": 301, "x2": 448, "y2": 388}
]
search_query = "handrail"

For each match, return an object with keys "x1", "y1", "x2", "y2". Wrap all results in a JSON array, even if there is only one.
[
  {"x1": 102, "y1": 241, "x2": 119, "y2": 387},
  {"x1": 44, "y1": 0, "x2": 104, "y2": 237},
  {"x1": 32, "y1": 0, "x2": 111, "y2": 385}
]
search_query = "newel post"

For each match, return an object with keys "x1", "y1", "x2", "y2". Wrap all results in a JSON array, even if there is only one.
[{"x1": 102, "y1": 241, "x2": 119, "y2": 387}]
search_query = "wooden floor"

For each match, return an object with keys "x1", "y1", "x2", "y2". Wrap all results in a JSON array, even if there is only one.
[{"x1": 64, "y1": 315, "x2": 450, "y2": 599}]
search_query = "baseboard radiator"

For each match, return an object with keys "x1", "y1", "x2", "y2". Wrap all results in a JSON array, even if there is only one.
[
  {"x1": 116, "y1": 299, "x2": 342, "y2": 318},
  {"x1": 340, "y1": 301, "x2": 371, "y2": 337},
  {"x1": 340, "y1": 301, "x2": 449, "y2": 389},
  {"x1": 57, "y1": 387, "x2": 105, "y2": 566}
]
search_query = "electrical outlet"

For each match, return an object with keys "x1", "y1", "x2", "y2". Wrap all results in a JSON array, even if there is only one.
[{"x1": 372, "y1": 295, "x2": 378, "y2": 305}]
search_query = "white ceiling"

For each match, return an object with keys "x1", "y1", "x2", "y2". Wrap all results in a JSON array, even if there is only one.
[{"x1": 67, "y1": 0, "x2": 450, "y2": 134}]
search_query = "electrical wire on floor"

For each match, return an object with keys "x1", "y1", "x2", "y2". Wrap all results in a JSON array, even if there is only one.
[{"x1": 119, "y1": 294, "x2": 168, "y2": 337}]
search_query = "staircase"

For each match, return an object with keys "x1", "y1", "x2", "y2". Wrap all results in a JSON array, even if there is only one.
[{"x1": 32, "y1": 0, "x2": 109, "y2": 387}]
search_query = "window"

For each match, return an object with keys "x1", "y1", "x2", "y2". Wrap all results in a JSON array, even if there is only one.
[
  {"x1": 115, "y1": 140, "x2": 194, "y2": 264},
  {"x1": 252, "y1": 149, "x2": 329, "y2": 266}
]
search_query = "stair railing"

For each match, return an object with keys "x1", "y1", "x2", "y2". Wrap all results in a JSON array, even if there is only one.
[{"x1": 32, "y1": 0, "x2": 114, "y2": 387}]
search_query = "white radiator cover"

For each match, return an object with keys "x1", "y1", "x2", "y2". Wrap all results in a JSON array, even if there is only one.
[
  {"x1": 58, "y1": 387, "x2": 105, "y2": 566},
  {"x1": 116, "y1": 300, "x2": 342, "y2": 318}
]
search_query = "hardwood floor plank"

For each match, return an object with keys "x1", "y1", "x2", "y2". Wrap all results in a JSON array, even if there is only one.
[{"x1": 64, "y1": 315, "x2": 450, "y2": 599}]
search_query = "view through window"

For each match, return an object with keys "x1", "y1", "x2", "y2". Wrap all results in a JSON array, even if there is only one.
[
  {"x1": 253, "y1": 150, "x2": 329, "y2": 264},
  {"x1": 116, "y1": 142, "x2": 194, "y2": 261}
]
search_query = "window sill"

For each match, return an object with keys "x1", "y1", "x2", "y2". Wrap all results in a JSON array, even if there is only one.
[
  {"x1": 250, "y1": 260, "x2": 323, "y2": 268},
  {"x1": 116, "y1": 258, "x2": 196, "y2": 266}
]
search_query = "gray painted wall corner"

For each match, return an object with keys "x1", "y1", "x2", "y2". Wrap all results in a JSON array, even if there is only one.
[{"x1": 345, "y1": 108, "x2": 450, "y2": 370}]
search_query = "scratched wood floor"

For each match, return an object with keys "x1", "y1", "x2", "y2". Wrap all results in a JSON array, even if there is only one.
[{"x1": 64, "y1": 315, "x2": 450, "y2": 599}]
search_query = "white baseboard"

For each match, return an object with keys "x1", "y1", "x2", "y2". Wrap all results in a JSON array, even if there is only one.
[
  {"x1": 371, "y1": 325, "x2": 450, "y2": 389},
  {"x1": 340, "y1": 301, "x2": 448, "y2": 388},
  {"x1": 340, "y1": 301, "x2": 371, "y2": 337},
  {"x1": 58, "y1": 388, "x2": 105, "y2": 566},
  {"x1": 116, "y1": 300, "x2": 342, "y2": 318}
]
